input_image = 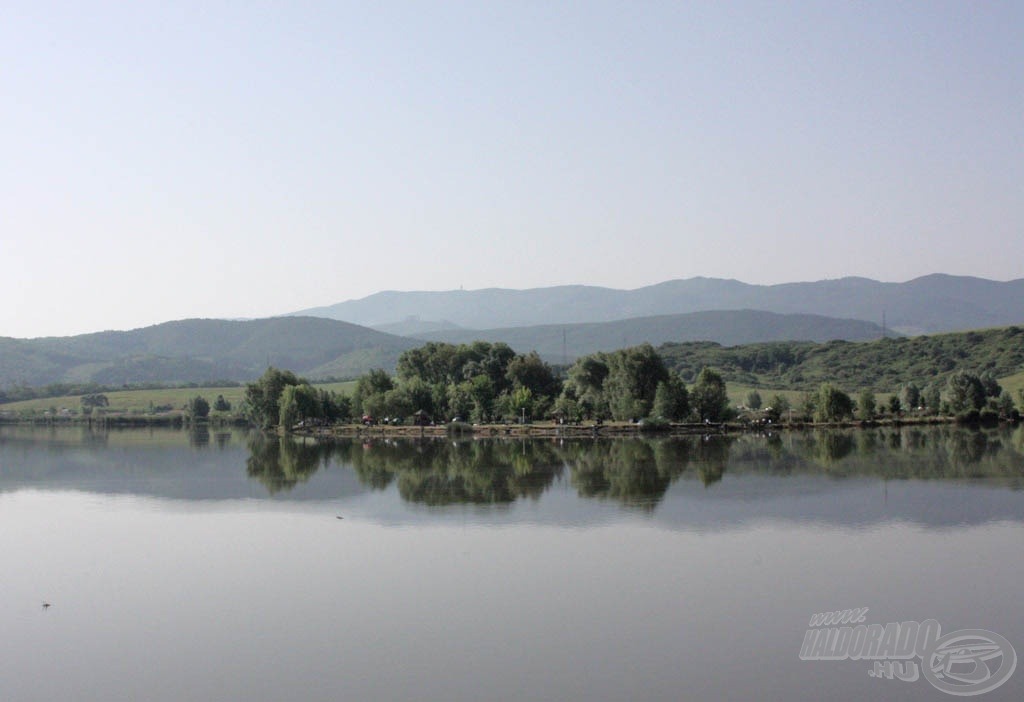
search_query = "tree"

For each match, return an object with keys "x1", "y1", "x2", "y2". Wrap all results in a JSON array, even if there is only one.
[
  {"x1": 382, "y1": 387, "x2": 414, "y2": 421},
  {"x1": 979, "y1": 371, "x2": 1002, "y2": 399},
  {"x1": 923, "y1": 383, "x2": 942, "y2": 415},
  {"x1": 946, "y1": 371, "x2": 985, "y2": 414},
  {"x1": 81, "y1": 393, "x2": 109, "y2": 409},
  {"x1": 691, "y1": 368, "x2": 730, "y2": 422},
  {"x1": 603, "y1": 345, "x2": 669, "y2": 420},
  {"x1": 899, "y1": 383, "x2": 920, "y2": 411},
  {"x1": 213, "y1": 394, "x2": 232, "y2": 412},
  {"x1": 888, "y1": 395, "x2": 901, "y2": 415},
  {"x1": 553, "y1": 392, "x2": 584, "y2": 423},
  {"x1": 814, "y1": 383, "x2": 853, "y2": 422},
  {"x1": 279, "y1": 385, "x2": 300, "y2": 430},
  {"x1": 446, "y1": 382, "x2": 473, "y2": 421},
  {"x1": 857, "y1": 390, "x2": 876, "y2": 421},
  {"x1": 401, "y1": 377, "x2": 436, "y2": 417},
  {"x1": 466, "y1": 374, "x2": 496, "y2": 422},
  {"x1": 997, "y1": 393, "x2": 1016, "y2": 420},
  {"x1": 799, "y1": 392, "x2": 817, "y2": 421},
  {"x1": 245, "y1": 367, "x2": 302, "y2": 429},
  {"x1": 745, "y1": 390, "x2": 762, "y2": 410},
  {"x1": 562, "y1": 355, "x2": 611, "y2": 419},
  {"x1": 652, "y1": 374, "x2": 689, "y2": 421},
  {"x1": 505, "y1": 351, "x2": 561, "y2": 399},
  {"x1": 508, "y1": 386, "x2": 533, "y2": 422},
  {"x1": 278, "y1": 383, "x2": 322, "y2": 430},
  {"x1": 188, "y1": 395, "x2": 210, "y2": 419},
  {"x1": 765, "y1": 394, "x2": 790, "y2": 423},
  {"x1": 320, "y1": 389, "x2": 351, "y2": 423},
  {"x1": 353, "y1": 369, "x2": 394, "y2": 415}
]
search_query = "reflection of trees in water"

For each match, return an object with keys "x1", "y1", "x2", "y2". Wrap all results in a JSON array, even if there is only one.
[
  {"x1": 568, "y1": 439, "x2": 709, "y2": 509},
  {"x1": 781, "y1": 426, "x2": 1024, "y2": 482},
  {"x1": 78, "y1": 426, "x2": 111, "y2": 449},
  {"x1": 791, "y1": 432, "x2": 857, "y2": 467},
  {"x1": 392, "y1": 441, "x2": 562, "y2": 505},
  {"x1": 245, "y1": 435, "x2": 352, "y2": 494},
  {"x1": 189, "y1": 426, "x2": 210, "y2": 448},
  {"x1": 693, "y1": 437, "x2": 732, "y2": 487},
  {"x1": 240, "y1": 425, "x2": 1024, "y2": 500}
]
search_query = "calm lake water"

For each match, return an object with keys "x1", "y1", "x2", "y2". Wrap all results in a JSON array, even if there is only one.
[{"x1": 2, "y1": 424, "x2": 1024, "y2": 701}]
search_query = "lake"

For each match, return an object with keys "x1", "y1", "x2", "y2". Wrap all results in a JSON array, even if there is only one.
[{"x1": 2, "y1": 424, "x2": 1023, "y2": 701}]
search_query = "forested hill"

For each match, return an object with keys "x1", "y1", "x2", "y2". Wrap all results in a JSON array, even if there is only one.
[
  {"x1": 659, "y1": 325, "x2": 1024, "y2": 391},
  {"x1": 0, "y1": 317, "x2": 416, "y2": 389},
  {"x1": 292, "y1": 274, "x2": 1024, "y2": 335},
  {"x1": 413, "y1": 310, "x2": 887, "y2": 360}
]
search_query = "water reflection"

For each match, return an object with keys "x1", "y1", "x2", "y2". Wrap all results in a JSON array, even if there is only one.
[
  {"x1": 568, "y1": 440, "x2": 693, "y2": 509},
  {"x1": 246, "y1": 435, "x2": 330, "y2": 494},
  {"x1": 239, "y1": 425, "x2": 1024, "y2": 507},
  {"x1": 4, "y1": 424, "x2": 1023, "y2": 702},
  {"x1": 2, "y1": 425, "x2": 1024, "y2": 507}
]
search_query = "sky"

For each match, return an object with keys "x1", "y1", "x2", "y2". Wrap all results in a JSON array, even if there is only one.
[{"x1": 2, "y1": 1, "x2": 1021, "y2": 338}]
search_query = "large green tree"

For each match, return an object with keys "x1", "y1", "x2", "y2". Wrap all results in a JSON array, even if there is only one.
[
  {"x1": 562, "y1": 355, "x2": 611, "y2": 419},
  {"x1": 245, "y1": 367, "x2": 302, "y2": 429},
  {"x1": 603, "y1": 344, "x2": 669, "y2": 420},
  {"x1": 946, "y1": 371, "x2": 986, "y2": 414},
  {"x1": 813, "y1": 383, "x2": 854, "y2": 422},
  {"x1": 857, "y1": 390, "x2": 876, "y2": 421},
  {"x1": 188, "y1": 395, "x2": 210, "y2": 419},
  {"x1": 506, "y1": 351, "x2": 561, "y2": 399},
  {"x1": 353, "y1": 369, "x2": 395, "y2": 416},
  {"x1": 691, "y1": 368, "x2": 730, "y2": 422},
  {"x1": 652, "y1": 373, "x2": 690, "y2": 421}
]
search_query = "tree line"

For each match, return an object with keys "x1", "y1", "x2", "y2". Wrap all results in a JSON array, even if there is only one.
[
  {"x1": 233, "y1": 343, "x2": 1023, "y2": 432},
  {"x1": 784, "y1": 370, "x2": 1019, "y2": 423},
  {"x1": 241, "y1": 341, "x2": 736, "y2": 431},
  {"x1": 352, "y1": 341, "x2": 735, "y2": 425}
]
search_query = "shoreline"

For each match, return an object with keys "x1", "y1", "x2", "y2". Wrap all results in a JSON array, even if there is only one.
[
  {"x1": 0, "y1": 414, "x2": 1009, "y2": 438},
  {"x1": 300, "y1": 415, "x2": 971, "y2": 441}
]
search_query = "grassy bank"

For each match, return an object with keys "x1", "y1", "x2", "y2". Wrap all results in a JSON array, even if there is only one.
[{"x1": 0, "y1": 381, "x2": 357, "y2": 416}]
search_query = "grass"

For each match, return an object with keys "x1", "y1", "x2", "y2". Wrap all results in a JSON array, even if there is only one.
[
  {"x1": 727, "y1": 384, "x2": 806, "y2": 409},
  {"x1": 4, "y1": 373, "x2": 1020, "y2": 418},
  {"x1": 998, "y1": 371, "x2": 1024, "y2": 402},
  {"x1": 0, "y1": 380, "x2": 357, "y2": 415}
]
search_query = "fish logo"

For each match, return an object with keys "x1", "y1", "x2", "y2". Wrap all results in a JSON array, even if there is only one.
[{"x1": 922, "y1": 629, "x2": 1017, "y2": 696}]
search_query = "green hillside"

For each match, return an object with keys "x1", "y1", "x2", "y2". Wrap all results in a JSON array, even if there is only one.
[
  {"x1": 0, "y1": 317, "x2": 416, "y2": 390},
  {"x1": 415, "y1": 310, "x2": 887, "y2": 360},
  {"x1": 659, "y1": 325, "x2": 1024, "y2": 392},
  {"x1": 0, "y1": 381, "x2": 357, "y2": 415}
]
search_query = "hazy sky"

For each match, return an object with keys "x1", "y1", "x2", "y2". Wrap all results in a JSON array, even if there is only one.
[{"x1": 3, "y1": 1, "x2": 1021, "y2": 338}]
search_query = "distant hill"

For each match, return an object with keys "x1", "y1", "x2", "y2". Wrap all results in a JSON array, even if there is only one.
[
  {"x1": 658, "y1": 325, "x2": 1024, "y2": 392},
  {"x1": 0, "y1": 317, "x2": 417, "y2": 389},
  {"x1": 370, "y1": 317, "x2": 463, "y2": 337},
  {"x1": 292, "y1": 274, "x2": 1024, "y2": 335},
  {"x1": 413, "y1": 310, "x2": 888, "y2": 361}
]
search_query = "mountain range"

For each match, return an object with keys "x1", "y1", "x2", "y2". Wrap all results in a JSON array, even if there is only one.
[
  {"x1": 295, "y1": 274, "x2": 1024, "y2": 336},
  {"x1": 3, "y1": 274, "x2": 1024, "y2": 390},
  {"x1": 411, "y1": 310, "x2": 885, "y2": 360}
]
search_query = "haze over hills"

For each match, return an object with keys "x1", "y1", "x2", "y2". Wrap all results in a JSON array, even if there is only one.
[
  {"x1": 1, "y1": 310, "x2": 886, "y2": 391},
  {"x1": 3, "y1": 273, "x2": 1023, "y2": 392},
  {"x1": 0, "y1": 317, "x2": 416, "y2": 388},
  {"x1": 294, "y1": 274, "x2": 1024, "y2": 335},
  {"x1": 413, "y1": 310, "x2": 887, "y2": 361}
]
